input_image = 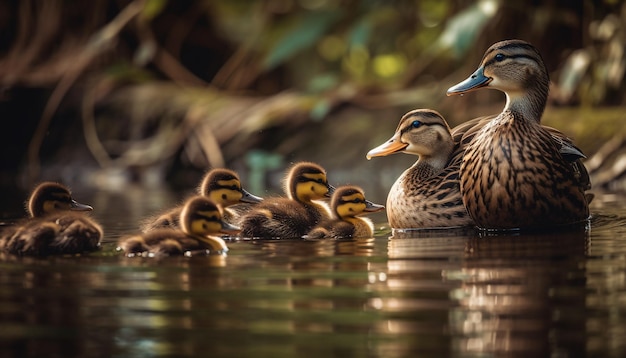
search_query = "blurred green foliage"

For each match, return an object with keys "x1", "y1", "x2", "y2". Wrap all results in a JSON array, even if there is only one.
[{"x1": 0, "y1": 0, "x2": 624, "y2": 188}]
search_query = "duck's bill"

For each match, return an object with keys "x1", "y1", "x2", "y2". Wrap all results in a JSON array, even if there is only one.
[
  {"x1": 322, "y1": 184, "x2": 336, "y2": 198},
  {"x1": 70, "y1": 200, "x2": 93, "y2": 211},
  {"x1": 366, "y1": 136, "x2": 407, "y2": 160},
  {"x1": 446, "y1": 67, "x2": 492, "y2": 96},
  {"x1": 364, "y1": 200, "x2": 385, "y2": 212},
  {"x1": 240, "y1": 188, "x2": 263, "y2": 203},
  {"x1": 220, "y1": 221, "x2": 241, "y2": 235}
]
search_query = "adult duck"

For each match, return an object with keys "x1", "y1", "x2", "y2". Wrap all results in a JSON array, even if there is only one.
[
  {"x1": 367, "y1": 109, "x2": 474, "y2": 228},
  {"x1": 447, "y1": 39, "x2": 590, "y2": 230}
]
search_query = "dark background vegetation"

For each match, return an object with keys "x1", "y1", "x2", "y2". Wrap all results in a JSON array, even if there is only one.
[{"x1": 0, "y1": 0, "x2": 624, "y2": 196}]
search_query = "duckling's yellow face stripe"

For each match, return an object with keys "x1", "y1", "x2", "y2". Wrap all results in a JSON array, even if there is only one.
[
  {"x1": 190, "y1": 217, "x2": 222, "y2": 236},
  {"x1": 208, "y1": 179, "x2": 243, "y2": 206},
  {"x1": 302, "y1": 173, "x2": 326, "y2": 182},
  {"x1": 296, "y1": 173, "x2": 329, "y2": 200},
  {"x1": 336, "y1": 193, "x2": 366, "y2": 218},
  {"x1": 217, "y1": 179, "x2": 241, "y2": 190}
]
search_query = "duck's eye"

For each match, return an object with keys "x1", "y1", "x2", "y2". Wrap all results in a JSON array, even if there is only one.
[
  {"x1": 495, "y1": 53, "x2": 505, "y2": 62},
  {"x1": 411, "y1": 120, "x2": 422, "y2": 128}
]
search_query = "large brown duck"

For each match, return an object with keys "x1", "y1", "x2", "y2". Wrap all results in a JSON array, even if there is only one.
[{"x1": 447, "y1": 39, "x2": 591, "y2": 230}]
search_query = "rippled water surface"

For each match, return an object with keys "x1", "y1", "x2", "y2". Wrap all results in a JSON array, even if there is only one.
[{"x1": 1, "y1": 187, "x2": 626, "y2": 357}]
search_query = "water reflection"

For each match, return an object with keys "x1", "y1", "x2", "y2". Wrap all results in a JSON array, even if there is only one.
[
  {"x1": 373, "y1": 229, "x2": 590, "y2": 357},
  {"x1": 1, "y1": 187, "x2": 626, "y2": 357}
]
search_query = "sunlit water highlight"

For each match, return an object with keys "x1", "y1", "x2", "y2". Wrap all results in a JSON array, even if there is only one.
[{"x1": 1, "y1": 188, "x2": 625, "y2": 357}]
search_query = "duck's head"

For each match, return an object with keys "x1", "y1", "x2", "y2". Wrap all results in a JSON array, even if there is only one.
[
  {"x1": 27, "y1": 182, "x2": 93, "y2": 218},
  {"x1": 199, "y1": 168, "x2": 263, "y2": 206},
  {"x1": 179, "y1": 196, "x2": 238, "y2": 252},
  {"x1": 367, "y1": 109, "x2": 454, "y2": 168},
  {"x1": 284, "y1": 162, "x2": 334, "y2": 202},
  {"x1": 331, "y1": 186, "x2": 385, "y2": 219},
  {"x1": 446, "y1": 39, "x2": 549, "y2": 119}
]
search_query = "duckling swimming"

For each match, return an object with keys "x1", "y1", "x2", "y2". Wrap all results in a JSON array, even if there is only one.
[
  {"x1": 0, "y1": 182, "x2": 102, "y2": 256},
  {"x1": 239, "y1": 162, "x2": 334, "y2": 238},
  {"x1": 141, "y1": 168, "x2": 262, "y2": 232},
  {"x1": 304, "y1": 185, "x2": 384, "y2": 239},
  {"x1": 119, "y1": 196, "x2": 236, "y2": 256},
  {"x1": 367, "y1": 109, "x2": 474, "y2": 229}
]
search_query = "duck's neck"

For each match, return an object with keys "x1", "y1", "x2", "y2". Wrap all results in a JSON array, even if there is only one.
[
  {"x1": 503, "y1": 83, "x2": 548, "y2": 123},
  {"x1": 412, "y1": 156, "x2": 447, "y2": 178}
]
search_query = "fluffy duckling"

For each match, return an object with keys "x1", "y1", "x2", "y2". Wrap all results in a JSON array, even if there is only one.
[
  {"x1": 447, "y1": 39, "x2": 590, "y2": 230},
  {"x1": 0, "y1": 182, "x2": 102, "y2": 256},
  {"x1": 239, "y1": 162, "x2": 334, "y2": 238},
  {"x1": 141, "y1": 168, "x2": 262, "y2": 232},
  {"x1": 367, "y1": 109, "x2": 474, "y2": 229},
  {"x1": 304, "y1": 185, "x2": 384, "y2": 239},
  {"x1": 119, "y1": 196, "x2": 236, "y2": 256}
]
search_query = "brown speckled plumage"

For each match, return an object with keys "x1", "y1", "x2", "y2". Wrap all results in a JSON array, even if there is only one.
[
  {"x1": 367, "y1": 109, "x2": 474, "y2": 228},
  {"x1": 447, "y1": 39, "x2": 590, "y2": 230}
]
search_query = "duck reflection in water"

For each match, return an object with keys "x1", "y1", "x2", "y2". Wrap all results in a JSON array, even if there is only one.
[{"x1": 372, "y1": 228, "x2": 589, "y2": 357}]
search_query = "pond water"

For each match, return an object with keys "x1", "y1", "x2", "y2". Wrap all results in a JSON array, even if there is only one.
[{"x1": 1, "y1": 186, "x2": 626, "y2": 357}]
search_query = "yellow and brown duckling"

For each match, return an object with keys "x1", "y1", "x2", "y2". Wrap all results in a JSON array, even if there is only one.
[
  {"x1": 447, "y1": 39, "x2": 590, "y2": 230},
  {"x1": 367, "y1": 109, "x2": 474, "y2": 229},
  {"x1": 0, "y1": 182, "x2": 102, "y2": 256},
  {"x1": 304, "y1": 185, "x2": 384, "y2": 239},
  {"x1": 119, "y1": 196, "x2": 236, "y2": 256},
  {"x1": 239, "y1": 162, "x2": 334, "y2": 238},
  {"x1": 141, "y1": 168, "x2": 262, "y2": 232}
]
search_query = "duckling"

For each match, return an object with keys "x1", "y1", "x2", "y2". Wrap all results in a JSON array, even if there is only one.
[
  {"x1": 447, "y1": 39, "x2": 590, "y2": 230},
  {"x1": 118, "y1": 196, "x2": 236, "y2": 256},
  {"x1": 304, "y1": 185, "x2": 384, "y2": 239},
  {"x1": 239, "y1": 162, "x2": 334, "y2": 238},
  {"x1": 0, "y1": 182, "x2": 102, "y2": 256},
  {"x1": 367, "y1": 109, "x2": 474, "y2": 228},
  {"x1": 141, "y1": 168, "x2": 262, "y2": 232}
]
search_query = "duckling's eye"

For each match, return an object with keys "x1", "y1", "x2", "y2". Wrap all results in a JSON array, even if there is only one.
[
  {"x1": 495, "y1": 53, "x2": 505, "y2": 62},
  {"x1": 411, "y1": 120, "x2": 422, "y2": 128}
]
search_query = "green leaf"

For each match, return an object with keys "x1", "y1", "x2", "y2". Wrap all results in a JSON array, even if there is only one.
[
  {"x1": 347, "y1": 19, "x2": 371, "y2": 48},
  {"x1": 262, "y1": 10, "x2": 342, "y2": 70}
]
